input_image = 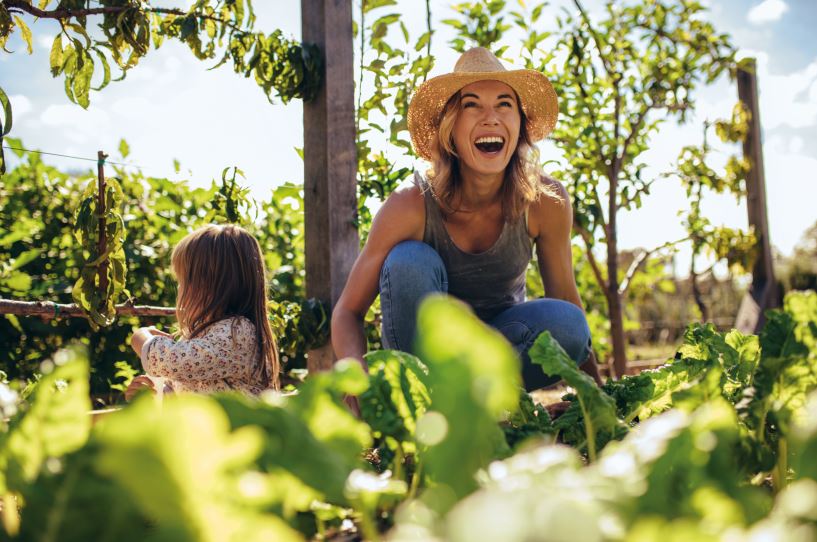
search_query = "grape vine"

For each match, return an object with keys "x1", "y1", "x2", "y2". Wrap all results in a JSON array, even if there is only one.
[{"x1": 72, "y1": 172, "x2": 127, "y2": 329}]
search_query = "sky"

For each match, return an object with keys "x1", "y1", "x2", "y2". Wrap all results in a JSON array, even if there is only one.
[{"x1": 2, "y1": 0, "x2": 816, "y2": 273}]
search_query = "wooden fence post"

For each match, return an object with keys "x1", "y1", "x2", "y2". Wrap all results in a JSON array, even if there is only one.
[
  {"x1": 301, "y1": 0, "x2": 359, "y2": 373},
  {"x1": 735, "y1": 58, "x2": 779, "y2": 333},
  {"x1": 97, "y1": 150, "x2": 109, "y2": 299}
]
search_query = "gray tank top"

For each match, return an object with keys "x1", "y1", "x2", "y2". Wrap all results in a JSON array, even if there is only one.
[{"x1": 415, "y1": 172, "x2": 534, "y2": 321}]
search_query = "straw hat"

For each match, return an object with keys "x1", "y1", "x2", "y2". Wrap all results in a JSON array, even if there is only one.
[{"x1": 407, "y1": 47, "x2": 558, "y2": 162}]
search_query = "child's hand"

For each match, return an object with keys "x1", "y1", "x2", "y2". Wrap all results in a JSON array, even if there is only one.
[
  {"x1": 146, "y1": 327, "x2": 172, "y2": 338},
  {"x1": 125, "y1": 375, "x2": 156, "y2": 402}
]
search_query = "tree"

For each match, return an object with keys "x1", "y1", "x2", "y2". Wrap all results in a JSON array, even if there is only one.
[
  {"x1": 446, "y1": 0, "x2": 737, "y2": 375},
  {"x1": 673, "y1": 103, "x2": 756, "y2": 322},
  {"x1": 0, "y1": 0, "x2": 322, "y2": 174}
]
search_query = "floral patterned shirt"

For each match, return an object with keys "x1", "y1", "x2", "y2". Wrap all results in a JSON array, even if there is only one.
[{"x1": 141, "y1": 316, "x2": 270, "y2": 395}]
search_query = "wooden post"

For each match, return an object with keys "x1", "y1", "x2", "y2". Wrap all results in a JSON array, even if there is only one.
[
  {"x1": 301, "y1": 0, "x2": 359, "y2": 372},
  {"x1": 735, "y1": 59, "x2": 779, "y2": 334},
  {"x1": 97, "y1": 150, "x2": 109, "y2": 299}
]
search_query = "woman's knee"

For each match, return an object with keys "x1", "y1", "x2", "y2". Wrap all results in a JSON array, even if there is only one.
[
  {"x1": 522, "y1": 299, "x2": 591, "y2": 362},
  {"x1": 380, "y1": 241, "x2": 447, "y2": 291}
]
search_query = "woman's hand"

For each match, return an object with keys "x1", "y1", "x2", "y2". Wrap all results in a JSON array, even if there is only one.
[{"x1": 124, "y1": 375, "x2": 156, "y2": 401}]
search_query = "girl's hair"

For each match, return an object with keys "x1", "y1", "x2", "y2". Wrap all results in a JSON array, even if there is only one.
[
  {"x1": 171, "y1": 224, "x2": 279, "y2": 389},
  {"x1": 427, "y1": 90, "x2": 562, "y2": 220}
]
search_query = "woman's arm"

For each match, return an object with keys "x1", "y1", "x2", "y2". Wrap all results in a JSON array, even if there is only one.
[
  {"x1": 529, "y1": 179, "x2": 582, "y2": 307},
  {"x1": 331, "y1": 181, "x2": 425, "y2": 367},
  {"x1": 530, "y1": 178, "x2": 603, "y2": 385}
]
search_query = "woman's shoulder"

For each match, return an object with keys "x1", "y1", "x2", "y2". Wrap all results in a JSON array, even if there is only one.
[
  {"x1": 538, "y1": 173, "x2": 569, "y2": 201},
  {"x1": 528, "y1": 173, "x2": 572, "y2": 238},
  {"x1": 389, "y1": 172, "x2": 426, "y2": 206},
  {"x1": 371, "y1": 172, "x2": 426, "y2": 240}
]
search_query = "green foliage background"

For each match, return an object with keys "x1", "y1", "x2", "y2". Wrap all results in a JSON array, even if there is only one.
[{"x1": 0, "y1": 140, "x2": 314, "y2": 399}]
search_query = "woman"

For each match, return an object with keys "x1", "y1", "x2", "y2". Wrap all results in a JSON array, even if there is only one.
[{"x1": 332, "y1": 47, "x2": 602, "y2": 391}]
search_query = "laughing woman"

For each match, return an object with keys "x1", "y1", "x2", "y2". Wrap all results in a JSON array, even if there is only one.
[{"x1": 332, "y1": 47, "x2": 602, "y2": 391}]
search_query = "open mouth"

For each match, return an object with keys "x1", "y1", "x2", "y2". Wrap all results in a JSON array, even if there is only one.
[{"x1": 474, "y1": 136, "x2": 505, "y2": 154}]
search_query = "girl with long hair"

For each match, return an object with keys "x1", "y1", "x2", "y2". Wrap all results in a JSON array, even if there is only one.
[{"x1": 129, "y1": 224, "x2": 279, "y2": 397}]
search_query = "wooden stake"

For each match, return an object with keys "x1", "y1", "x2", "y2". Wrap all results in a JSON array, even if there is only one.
[
  {"x1": 734, "y1": 59, "x2": 779, "y2": 333},
  {"x1": 97, "y1": 150, "x2": 109, "y2": 302},
  {"x1": 301, "y1": 0, "x2": 359, "y2": 373}
]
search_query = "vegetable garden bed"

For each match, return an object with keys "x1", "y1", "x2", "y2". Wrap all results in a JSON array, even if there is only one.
[{"x1": 0, "y1": 290, "x2": 815, "y2": 541}]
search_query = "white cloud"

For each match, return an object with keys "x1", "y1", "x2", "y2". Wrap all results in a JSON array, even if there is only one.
[
  {"x1": 37, "y1": 34, "x2": 55, "y2": 49},
  {"x1": 9, "y1": 94, "x2": 32, "y2": 120},
  {"x1": 40, "y1": 104, "x2": 110, "y2": 127},
  {"x1": 763, "y1": 135, "x2": 817, "y2": 255},
  {"x1": 737, "y1": 51, "x2": 817, "y2": 130},
  {"x1": 747, "y1": 0, "x2": 789, "y2": 25},
  {"x1": 789, "y1": 136, "x2": 804, "y2": 154},
  {"x1": 111, "y1": 97, "x2": 156, "y2": 119}
]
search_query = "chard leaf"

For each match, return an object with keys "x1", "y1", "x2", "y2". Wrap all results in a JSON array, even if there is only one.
[
  {"x1": 285, "y1": 360, "x2": 372, "y2": 466},
  {"x1": 360, "y1": 349, "x2": 430, "y2": 444},
  {"x1": 415, "y1": 295, "x2": 520, "y2": 513},
  {"x1": 93, "y1": 395, "x2": 304, "y2": 542},
  {"x1": 214, "y1": 393, "x2": 353, "y2": 506},
  {"x1": 598, "y1": 400, "x2": 771, "y2": 528},
  {"x1": 0, "y1": 346, "x2": 91, "y2": 495},
  {"x1": 529, "y1": 331, "x2": 624, "y2": 460}
]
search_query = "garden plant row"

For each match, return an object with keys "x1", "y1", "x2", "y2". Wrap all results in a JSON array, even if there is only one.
[{"x1": 0, "y1": 290, "x2": 815, "y2": 541}]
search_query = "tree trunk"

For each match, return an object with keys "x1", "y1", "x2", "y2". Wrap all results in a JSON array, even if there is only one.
[
  {"x1": 690, "y1": 260, "x2": 710, "y2": 323},
  {"x1": 606, "y1": 166, "x2": 628, "y2": 378}
]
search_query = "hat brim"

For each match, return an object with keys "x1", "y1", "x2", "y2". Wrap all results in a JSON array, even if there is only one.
[{"x1": 407, "y1": 69, "x2": 558, "y2": 162}]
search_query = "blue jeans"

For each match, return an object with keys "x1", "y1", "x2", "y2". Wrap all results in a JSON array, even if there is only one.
[{"x1": 379, "y1": 241, "x2": 592, "y2": 391}]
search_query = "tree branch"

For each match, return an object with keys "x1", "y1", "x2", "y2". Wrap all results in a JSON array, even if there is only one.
[
  {"x1": 573, "y1": 0, "x2": 615, "y2": 78},
  {"x1": 618, "y1": 236, "x2": 690, "y2": 295},
  {"x1": 618, "y1": 102, "x2": 654, "y2": 166},
  {"x1": 0, "y1": 298, "x2": 175, "y2": 319},
  {"x1": 3, "y1": 0, "x2": 245, "y2": 33},
  {"x1": 577, "y1": 227, "x2": 609, "y2": 300},
  {"x1": 570, "y1": 47, "x2": 608, "y2": 164}
]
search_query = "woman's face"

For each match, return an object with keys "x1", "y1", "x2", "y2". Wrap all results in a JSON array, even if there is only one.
[{"x1": 451, "y1": 79, "x2": 521, "y2": 179}]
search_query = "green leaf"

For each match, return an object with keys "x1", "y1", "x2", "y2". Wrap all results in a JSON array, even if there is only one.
[
  {"x1": 414, "y1": 295, "x2": 520, "y2": 513},
  {"x1": 7, "y1": 248, "x2": 41, "y2": 271},
  {"x1": 91, "y1": 48, "x2": 111, "y2": 91},
  {"x1": 285, "y1": 360, "x2": 372, "y2": 467},
  {"x1": 118, "y1": 138, "x2": 130, "y2": 159},
  {"x1": 3, "y1": 271, "x2": 31, "y2": 292},
  {"x1": 215, "y1": 393, "x2": 354, "y2": 505},
  {"x1": 49, "y1": 35, "x2": 63, "y2": 76},
  {"x1": 0, "y1": 346, "x2": 92, "y2": 495},
  {"x1": 72, "y1": 50, "x2": 94, "y2": 109},
  {"x1": 414, "y1": 31, "x2": 431, "y2": 52},
  {"x1": 12, "y1": 16, "x2": 32, "y2": 54},
  {"x1": 360, "y1": 350, "x2": 430, "y2": 436},
  {"x1": 599, "y1": 400, "x2": 770, "y2": 527},
  {"x1": 0, "y1": 85, "x2": 11, "y2": 136},
  {"x1": 530, "y1": 331, "x2": 624, "y2": 460},
  {"x1": 363, "y1": 0, "x2": 398, "y2": 13},
  {"x1": 93, "y1": 395, "x2": 304, "y2": 541}
]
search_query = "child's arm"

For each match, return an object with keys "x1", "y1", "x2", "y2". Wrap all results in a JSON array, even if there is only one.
[
  {"x1": 130, "y1": 326, "x2": 172, "y2": 357},
  {"x1": 141, "y1": 319, "x2": 256, "y2": 382}
]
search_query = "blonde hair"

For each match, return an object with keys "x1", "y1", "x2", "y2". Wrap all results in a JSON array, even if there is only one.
[
  {"x1": 171, "y1": 224, "x2": 279, "y2": 389},
  {"x1": 427, "y1": 90, "x2": 561, "y2": 220}
]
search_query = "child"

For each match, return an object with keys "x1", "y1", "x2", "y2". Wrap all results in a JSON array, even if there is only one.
[{"x1": 128, "y1": 224, "x2": 280, "y2": 397}]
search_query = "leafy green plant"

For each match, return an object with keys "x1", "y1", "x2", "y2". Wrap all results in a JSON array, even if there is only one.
[
  {"x1": 1, "y1": 291, "x2": 816, "y2": 540},
  {"x1": 71, "y1": 175, "x2": 128, "y2": 328}
]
